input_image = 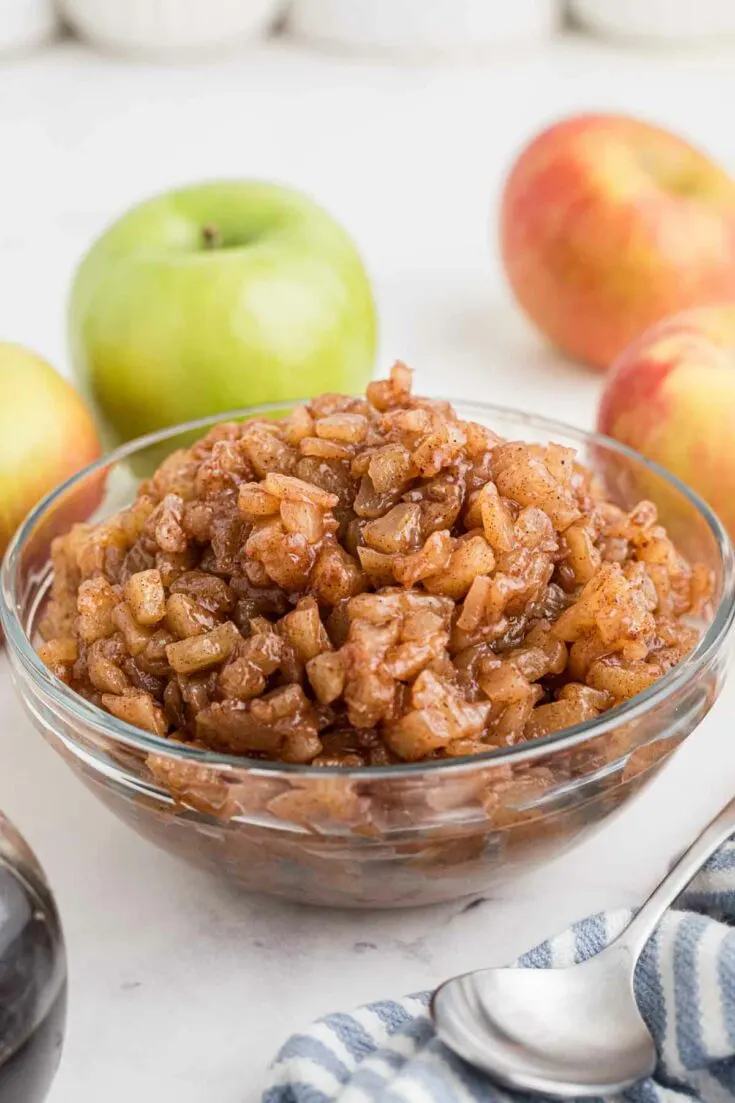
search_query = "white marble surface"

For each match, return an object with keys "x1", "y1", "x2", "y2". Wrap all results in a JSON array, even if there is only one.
[{"x1": 1, "y1": 33, "x2": 735, "y2": 1102}]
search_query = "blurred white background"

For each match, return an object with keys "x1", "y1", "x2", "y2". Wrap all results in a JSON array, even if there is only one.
[{"x1": 9, "y1": 31, "x2": 735, "y2": 424}]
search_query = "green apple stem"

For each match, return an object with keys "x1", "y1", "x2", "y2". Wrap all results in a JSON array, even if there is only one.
[{"x1": 202, "y1": 224, "x2": 222, "y2": 249}]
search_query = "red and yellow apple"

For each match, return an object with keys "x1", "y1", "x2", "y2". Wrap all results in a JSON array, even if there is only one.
[
  {"x1": 0, "y1": 344, "x2": 101, "y2": 555},
  {"x1": 500, "y1": 114, "x2": 735, "y2": 369},
  {"x1": 597, "y1": 305, "x2": 735, "y2": 535}
]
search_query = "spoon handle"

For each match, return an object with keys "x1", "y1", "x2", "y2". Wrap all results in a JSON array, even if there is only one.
[{"x1": 619, "y1": 796, "x2": 735, "y2": 960}]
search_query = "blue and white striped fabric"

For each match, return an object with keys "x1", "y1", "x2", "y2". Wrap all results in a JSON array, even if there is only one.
[{"x1": 264, "y1": 839, "x2": 735, "y2": 1103}]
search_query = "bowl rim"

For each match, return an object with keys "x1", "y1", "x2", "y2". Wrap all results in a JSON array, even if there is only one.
[{"x1": 3, "y1": 397, "x2": 734, "y2": 780}]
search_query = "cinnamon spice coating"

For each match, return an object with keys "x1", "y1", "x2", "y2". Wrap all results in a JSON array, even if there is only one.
[{"x1": 38, "y1": 364, "x2": 712, "y2": 767}]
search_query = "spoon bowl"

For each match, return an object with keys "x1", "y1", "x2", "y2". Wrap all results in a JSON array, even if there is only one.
[{"x1": 433, "y1": 945, "x2": 655, "y2": 1096}]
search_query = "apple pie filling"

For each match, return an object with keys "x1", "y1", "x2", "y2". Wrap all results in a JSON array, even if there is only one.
[{"x1": 38, "y1": 364, "x2": 712, "y2": 766}]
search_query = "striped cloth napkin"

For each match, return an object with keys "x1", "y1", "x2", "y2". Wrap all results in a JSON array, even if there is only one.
[{"x1": 263, "y1": 839, "x2": 735, "y2": 1103}]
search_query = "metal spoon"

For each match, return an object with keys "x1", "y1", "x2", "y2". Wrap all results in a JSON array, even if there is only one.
[{"x1": 432, "y1": 796, "x2": 735, "y2": 1098}]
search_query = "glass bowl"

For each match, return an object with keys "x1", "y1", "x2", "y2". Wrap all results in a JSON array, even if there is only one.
[
  {"x1": 2, "y1": 403, "x2": 734, "y2": 908},
  {"x1": 0, "y1": 814, "x2": 66, "y2": 1101}
]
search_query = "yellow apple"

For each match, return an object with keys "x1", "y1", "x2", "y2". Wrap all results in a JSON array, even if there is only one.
[{"x1": 0, "y1": 345, "x2": 101, "y2": 555}]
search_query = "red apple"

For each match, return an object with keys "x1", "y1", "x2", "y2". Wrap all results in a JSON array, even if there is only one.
[
  {"x1": 500, "y1": 114, "x2": 735, "y2": 369},
  {"x1": 0, "y1": 345, "x2": 102, "y2": 556},
  {"x1": 597, "y1": 305, "x2": 735, "y2": 536}
]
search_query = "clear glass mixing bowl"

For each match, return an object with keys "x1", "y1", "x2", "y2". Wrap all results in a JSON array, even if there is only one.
[{"x1": 2, "y1": 402, "x2": 734, "y2": 908}]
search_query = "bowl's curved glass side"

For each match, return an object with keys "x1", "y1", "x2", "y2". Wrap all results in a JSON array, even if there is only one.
[
  {"x1": 13, "y1": 712, "x2": 707, "y2": 908},
  {"x1": 11, "y1": 627, "x2": 726, "y2": 907}
]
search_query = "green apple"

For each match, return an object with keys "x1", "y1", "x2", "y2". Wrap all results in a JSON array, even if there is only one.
[{"x1": 69, "y1": 181, "x2": 378, "y2": 443}]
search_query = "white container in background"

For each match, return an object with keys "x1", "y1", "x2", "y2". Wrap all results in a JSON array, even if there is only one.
[
  {"x1": 288, "y1": 0, "x2": 558, "y2": 57},
  {"x1": 0, "y1": 0, "x2": 57, "y2": 54},
  {"x1": 59, "y1": 0, "x2": 284, "y2": 57},
  {"x1": 570, "y1": 0, "x2": 735, "y2": 44}
]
